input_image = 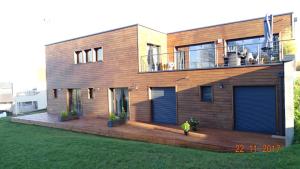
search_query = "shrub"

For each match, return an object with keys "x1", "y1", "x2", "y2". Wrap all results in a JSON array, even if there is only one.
[
  {"x1": 60, "y1": 111, "x2": 68, "y2": 119},
  {"x1": 188, "y1": 117, "x2": 200, "y2": 131},
  {"x1": 109, "y1": 114, "x2": 117, "y2": 121},
  {"x1": 70, "y1": 110, "x2": 77, "y2": 116},
  {"x1": 119, "y1": 108, "x2": 127, "y2": 120}
]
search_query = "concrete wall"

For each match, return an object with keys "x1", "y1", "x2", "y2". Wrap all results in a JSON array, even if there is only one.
[{"x1": 284, "y1": 60, "x2": 296, "y2": 146}]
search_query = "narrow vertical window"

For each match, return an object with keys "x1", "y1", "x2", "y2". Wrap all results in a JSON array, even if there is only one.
[
  {"x1": 76, "y1": 51, "x2": 84, "y2": 63},
  {"x1": 85, "y1": 49, "x2": 93, "y2": 63},
  {"x1": 53, "y1": 89, "x2": 58, "y2": 99},
  {"x1": 96, "y1": 47, "x2": 103, "y2": 62},
  {"x1": 88, "y1": 88, "x2": 94, "y2": 99},
  {"x1": 200, "y1": 86, "x2": 212, "y2": 102}
]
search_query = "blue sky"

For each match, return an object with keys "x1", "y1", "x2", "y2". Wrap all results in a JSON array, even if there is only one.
[{"x1": 0, "y1": 0, "x2": 298, "y2": 93}]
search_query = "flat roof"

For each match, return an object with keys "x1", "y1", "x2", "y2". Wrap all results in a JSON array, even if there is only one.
[
  {"x1": 46, "y1": 12, "x2": 293, "y2": 46},
  {"x1": 45, "y1": 24, "x2": 138, "y2": 46}
]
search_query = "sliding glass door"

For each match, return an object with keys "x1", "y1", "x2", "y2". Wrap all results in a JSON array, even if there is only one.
[
  {"x1": 189, "y1": 43, "x2": 215, "y2": 69},
  {"x1": 68, "y1": 89, "x2": 82, "y2": 115},
  {"x1": 109, "y1": 88, "x2": 129, "y2": 118}
]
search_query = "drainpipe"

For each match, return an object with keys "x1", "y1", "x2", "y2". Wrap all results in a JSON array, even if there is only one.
[{"x1": 278, "y1": 71, "x2": 285, "y2": 136}]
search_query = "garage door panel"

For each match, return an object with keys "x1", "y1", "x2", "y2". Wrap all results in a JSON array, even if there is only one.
[
  {"x1": 152, "y1": 88, "x2": 176, "y2": 124},
  {"x1": 234, "y1": 86, "x2": 276, "y2": 134}
]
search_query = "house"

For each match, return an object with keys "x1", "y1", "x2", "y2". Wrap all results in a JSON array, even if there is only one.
[
  {"x1": 46, "y1": 13, "x2": 296, "y2": 146},
  {"x1": 13, "y1": 88, "x2": 47, "y2": 114},
  {"x1": 0, "y1": 82, "x2": 13, "y2": 113}
]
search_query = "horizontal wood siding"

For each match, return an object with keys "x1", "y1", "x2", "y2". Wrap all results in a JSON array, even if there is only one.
[
  {"x1": 46, "y1": 14, "x2": 291, "y2": 130},
  {"x1": 167, "y1": 14, "x2": 293, "y2": 65}
]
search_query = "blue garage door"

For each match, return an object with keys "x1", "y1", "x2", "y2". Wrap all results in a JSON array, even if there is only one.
[
  {"x1": 234, "y1": 86, "x2": 276, "y2": 134},
  {"x1": 151, "y1": 87, "x2": 176, "y2": 124}
]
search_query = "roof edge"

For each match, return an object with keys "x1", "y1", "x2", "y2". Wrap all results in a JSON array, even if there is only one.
[
  {"x1": 45, "y1": 24, "x2": 138, "y2": 46},
  {"x1": 167, "y1": 12, "x2": 293, "y2": 34}
]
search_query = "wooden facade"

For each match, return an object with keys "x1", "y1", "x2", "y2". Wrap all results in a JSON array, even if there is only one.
[{"x1": 46, "y1": 13, "x2": 293, "y2": 134}]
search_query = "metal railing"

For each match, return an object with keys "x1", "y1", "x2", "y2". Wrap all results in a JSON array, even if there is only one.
[{"x1": 139, "y1": 39, "x2": 295, "y2": 72}]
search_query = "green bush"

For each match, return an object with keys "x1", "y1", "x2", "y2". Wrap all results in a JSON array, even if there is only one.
[
  {"x1": 60, "y1": 111, "x2": 68, "y2": 119},
  {"x1": 294, "y1": 78, "x2": 300, "y2": 143},
  {"x1": 119, "y1": 108, "x2": 127, "y2": 120},
  {"x1": 188, "y1": 117, "x2": 200, "y2": 131},
  {"x1": 70, "y1": 110, "x2": 77, "y2": 116},
  {"x1": 109, "y1": 114, "x2": 117, "y2": 121}
]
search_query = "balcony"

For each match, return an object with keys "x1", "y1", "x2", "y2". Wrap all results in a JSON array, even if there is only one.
[{"x1": 139, "y1": 39, "x2": 295, "y2": 73}]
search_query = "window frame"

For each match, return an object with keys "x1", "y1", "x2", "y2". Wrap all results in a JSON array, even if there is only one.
[
  {"x1": 76, "y1": 51, "x2": 84, "y2": 64},
  {"x1": 186, "y1": 42, "x2": 216, "y2": 69},
  {"x1": 85, "y1": 49, "x2": 93, "y2": 63},
  {"x1": 53, "y1": 89, "x2": 58, "y2": 99},
  {"x1": 200, "y1": 86, "x2": 213, "y2": 103},
  {"x1": 95, "y1": 47, "x2": 103, "y2": 62},
  {"x1": 88, "y1": 88, "x2": 94, "y2": 99}
]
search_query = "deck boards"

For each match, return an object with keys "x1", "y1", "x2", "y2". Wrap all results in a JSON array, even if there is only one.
[{"x1": 11, "y1": 113, "x2": 284, "y2": 152}]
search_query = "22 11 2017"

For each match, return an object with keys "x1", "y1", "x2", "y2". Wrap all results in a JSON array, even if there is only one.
[{"x1": 235, "y1": 144, "x2": 281, "y2": 153}]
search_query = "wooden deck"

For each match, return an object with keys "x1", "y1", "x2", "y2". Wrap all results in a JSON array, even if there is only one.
[{"x1": 11, "y1": 113, "x2": 285, "y2": 152}]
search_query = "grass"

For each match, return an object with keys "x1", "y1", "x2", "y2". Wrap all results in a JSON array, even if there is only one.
[{"x1": 0, "y1": 117, "x2": 299, "y2": 169}]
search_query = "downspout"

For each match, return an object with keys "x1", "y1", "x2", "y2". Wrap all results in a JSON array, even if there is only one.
[{"x1": 278, "y1": 70, "x2": 285, "y2": 136}]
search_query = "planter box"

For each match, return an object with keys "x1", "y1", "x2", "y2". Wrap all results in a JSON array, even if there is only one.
[
  {"x1": 107, "y1": 119, "x2": 126, "y2": 127},
  {"x1": 59, "y1": 115, "x2": 79, "y2": 122}
]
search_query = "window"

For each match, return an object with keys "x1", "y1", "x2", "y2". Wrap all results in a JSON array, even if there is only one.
[
  {"x1": 53, "y1": 89, "x2": 57, "y2": 98},
  {"x1": 201, "y1": 86, "x2": 212, "y2": 102},
  {"x1": 88, "y1": 88, "x2": 94, "y2": 99},
  {"x1": 189, "y1": 43, "x2": 215, "y2": 69},
  {"x1": 147, "y1": 44, "x2": 160, "y2": 71},
  {"x1": 85, "y1": 49, "x2": 93, "y2": 63},
  {"x1": 76, "y1": 51, "x2": 84, "y2": 63},
  {"x1": 175, "y1": 48, "x2": 185, "y2": 70},
  {"x1": 226, "y1": 35, "x2": 279, "y2": 64},
  {"x1": 95, "y1": 47, "x2": 103, "y2": 62},
  {"x1": 21, "y1": 101, "x2": 33, "y2": 106}
]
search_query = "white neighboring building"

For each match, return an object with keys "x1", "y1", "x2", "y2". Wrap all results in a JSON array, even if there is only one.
[
  {"x1": 0, "y1": 82, "x2": 13, "y2": 113},
  {"x1": 13, "y1": 89, "x2": 47, "y2": 114}
]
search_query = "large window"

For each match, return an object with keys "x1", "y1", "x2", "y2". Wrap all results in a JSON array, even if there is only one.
[
  {"x1": 226, "y1": 35, "x2": 279, "y2": 64},
  {"x1": 189, "y1": 43, "x2": 215, "y2": 69}
]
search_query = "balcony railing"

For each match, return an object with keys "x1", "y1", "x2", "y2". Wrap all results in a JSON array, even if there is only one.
[{"x1": 139, "y1": 39, "x2": 295, "y2": 72}]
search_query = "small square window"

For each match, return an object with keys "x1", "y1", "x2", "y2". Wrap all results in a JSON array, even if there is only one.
[
  {"x1": 53, "y1": 89, "x2": 58, "y2": 99},
  {"x1": 95, "y1": 47, "x2": 103, "y2": 62},
  {"x1": 201, "y1": 86, "x2": 212, "y2": 102},
  {"x1": 85, "y1": 49, "x2": 93, "y2": 63},
  {"x1": 88, "y1": 88, "x2": 94, "y2": 99}
]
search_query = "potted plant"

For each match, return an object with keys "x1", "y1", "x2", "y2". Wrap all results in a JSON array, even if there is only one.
[
  {"x1": 59, "y1": 110, "x2": 79, "y2": 122},
  {"x1": 181, "y1": 121, "x2": 190, "y2": 136},
  {"x1": 188, "y1": 117, "x2": 200, "y2": 131},
  {"x1": 107, "y1": 113, "x2": 122, "y2": 127},
  {"x1": 59, "y1": 111, "x2": 69, "y2": 121},
  {"x1": 119, "y1": 108, "x2": 127, "y2": 124}
]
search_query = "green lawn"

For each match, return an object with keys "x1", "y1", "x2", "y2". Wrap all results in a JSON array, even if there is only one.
[{"x1": 0, "y1": 118, "x2": 299, "y2": 169}]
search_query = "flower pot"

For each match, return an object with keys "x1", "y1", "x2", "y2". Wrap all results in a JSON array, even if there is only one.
[
  {"x1": 59, "y1": 115, "x2": 79, "y2": 122},
  {"x1": 184, "y1": 131, "x2": 189, "y2": 136},
  {"x1": 107, "y1": 120, "x2": 113, "y2": 127},
  {"x1": 191, "y1": 127, "x2": 198, "y2": 131}
]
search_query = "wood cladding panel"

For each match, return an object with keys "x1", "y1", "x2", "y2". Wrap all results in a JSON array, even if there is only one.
[{"x1": 167, "y1": 14, "x2": 293, "y2": 65}]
